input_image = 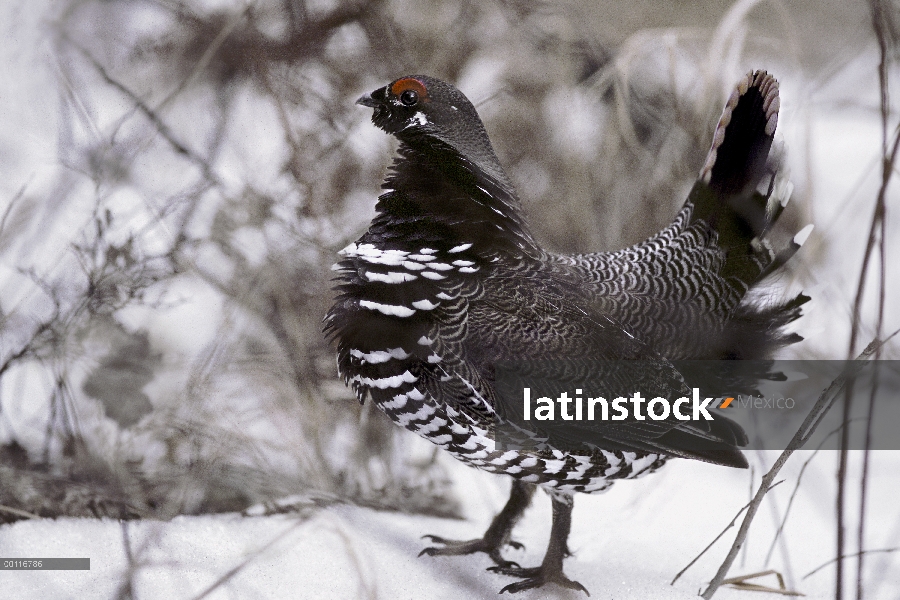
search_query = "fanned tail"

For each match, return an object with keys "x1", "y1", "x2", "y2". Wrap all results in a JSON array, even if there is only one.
[{"x1": 688, "y1": 71, "x2": 811, "y2": 360}]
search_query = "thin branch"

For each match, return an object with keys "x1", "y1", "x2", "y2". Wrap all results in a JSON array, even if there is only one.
[
  {"x1": 191, "y1": 519, "x2": 307, "y2": 600},
  {"x1": 671, "y1": 480, "x2": 784, "y2": 585},
  {"x1": 839, "y1": 4, "x2": 899, "y2": 598},
  {"x1": 804, "y1": 548, "x2": 900, "y2": 581},
  {"x1": 0, "y1": 177, "x2": 31, "y2": 239},
  {"x1": 113, "y1": 521, "x2": 137, "y2": 600},
  {"x1": 63, "y1": 36, "x2": 222, "y2": 186},
  {"x1": 764, "y1": 420, "x2": 865, "y2": 567},
  {"x1": 0, "y1": 504, "x2": 41, "y2": 520},
  {"x1": 700, "y1": 337, "x2": 889, "y2": 600}
]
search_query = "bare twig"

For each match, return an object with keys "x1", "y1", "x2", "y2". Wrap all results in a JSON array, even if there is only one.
[
  {"x1": 0, "y1": 178, "x2": 31, "y2": 239},
  {"x1": 0, "y1": 503, "x2": 41, "y2": 520},
  {"x1": 191, "y1": 519, "x2": 308, "y2": 600},
  {"x1": 671, "y1": 480, "x2": 784, "y2": 585},
  {"x1": 838, "y1": 3, "x2": 899, "y2": 598},
  {"x1": 113, "y1": 521, "x2": 137, "y2": 600},
  {"x1": 700, "y1": 337, "x2": 889, "y2": 600},
  {"x1": 764, "y1": 421, "x2": 865, "y2": 568},
  {"x1": 804, "y1": 548, "x2": 900, "y2": 581},
  {"x1": 64, "y1": 37, "x2": 222, "y2": 186}
]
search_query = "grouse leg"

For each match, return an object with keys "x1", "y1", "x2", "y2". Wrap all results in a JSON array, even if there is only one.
[
  {"x1": 420, "y1": 479, "x2": 535, "y2": 568},
  {"x1": 489, "y1": 490, "x2": 589, "y2": 595}
]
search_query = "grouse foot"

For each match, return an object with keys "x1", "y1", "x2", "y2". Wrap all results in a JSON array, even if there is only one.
[
  {"x1": 490, "y1": 563, "x2": 589, "y2": 596},
  {"x1": 419, "y1": 480, "x2": 535, "y2": 568},
  {"x1": 489, "y1": 488, "x2": 590, "y2": 595},
  {"x1": 419, "y1": 534, "x2": 524, "y2": 568}
]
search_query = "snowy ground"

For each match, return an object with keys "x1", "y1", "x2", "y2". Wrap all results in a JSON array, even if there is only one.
[{"x1": 3, "y1": 451, "x2": 899, "y2": 599}]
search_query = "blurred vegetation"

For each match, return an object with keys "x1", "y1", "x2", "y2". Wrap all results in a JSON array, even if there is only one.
[{"x1": 0, "y1": 0, "x2": 894, "y2": 528}]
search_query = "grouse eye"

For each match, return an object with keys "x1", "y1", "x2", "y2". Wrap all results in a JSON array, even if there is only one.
[{"x1": 399, "y1": 89, "x2": 419, "y2": 106}]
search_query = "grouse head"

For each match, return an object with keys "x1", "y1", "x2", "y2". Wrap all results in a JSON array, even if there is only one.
[
  {"x1": 356, "y1": 75, "x2": 515, "y2": 197},
  {"x1": 357, "y1": 75, "x2": 482, "y2": 138}
]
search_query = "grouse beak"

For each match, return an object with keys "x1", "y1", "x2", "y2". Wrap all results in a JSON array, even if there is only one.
[{"x1": 356, "y1": 91, "x2": 380, "y2": 108}]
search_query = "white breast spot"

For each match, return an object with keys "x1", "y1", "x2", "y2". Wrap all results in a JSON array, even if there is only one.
[
  {"x1": 398, "y1": 402, "x2": 437, "y2": 426},
  {"x1": 411, "y1": 299, "x2": 439, "y2": 310},
  {"x1": 543, "y1": 459, "x2": 567, "y2": 474},
  {"x1": 600, "y1": 450, "x2": 622, "y2": 467},
  {"x1": 382, "y1": 394, "x2": 408, "y2": 410},
  {"x1": 354, "y1": 245, "x2": 408, "y2": 266},
  {"x1": 418, "y1": 416, "x2": 448, "y2": 434},
  {"x1": 350, "y1": 347, "x2": 410, "y2": 364},
  {"x1": 427, "y1": 262, "x2": 454, "y2": 271},
  {"x1": 451, "y1": 422, "x2": 468, "y2": 435},
  {"x1": 359, "y1": 300, "x2": 415, "y2": 317},
  {"x1": 365, "y1": 270, "x2": 417, "y2": 284},
  {"x1": 629, "y1": 453, "x2": 660, "y2": 477},
  {"x1": 459, "y1": 437, "x2": 483, "y2": 451},
  {"x1": 352, "y1": 371, "x2": 417, "y2": 389}
]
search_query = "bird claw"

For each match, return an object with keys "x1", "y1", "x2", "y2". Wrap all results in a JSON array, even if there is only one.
[
  {"x1": 418, "y1": 533, "x2": 524, "y2": 566},
  {"x1": 495, "y1": 564, "x2": 590, "y2": 596},
  {"x1": 486, "y1": 560, "x2": 521, "y2": 571},
  {"x1": 421, "y1": 534, "x2": 449, "y2": 544}
]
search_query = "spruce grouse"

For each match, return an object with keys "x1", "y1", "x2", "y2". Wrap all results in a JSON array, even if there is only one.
[{"x1": 325, "y1": 71, "x2": 809, "y2": 594}]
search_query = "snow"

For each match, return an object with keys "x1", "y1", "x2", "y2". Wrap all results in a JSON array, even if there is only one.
[{"x1": 2, "y1": 451, "x2": 899, "y2": 599}]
